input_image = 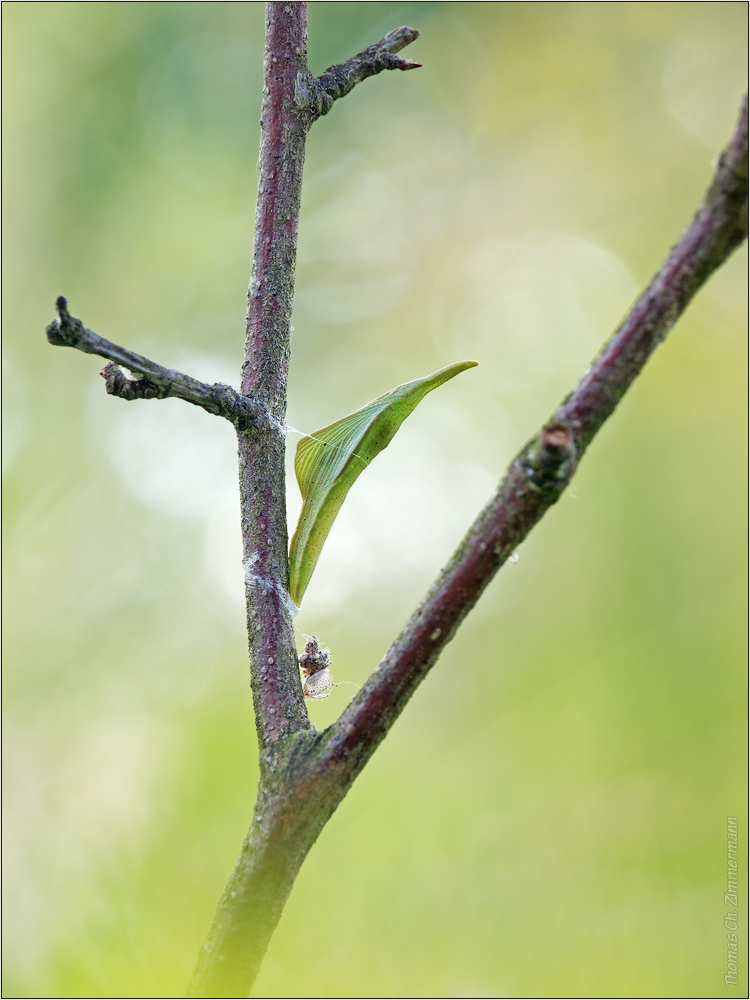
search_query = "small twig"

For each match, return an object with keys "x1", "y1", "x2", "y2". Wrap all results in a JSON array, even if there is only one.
[
  {"x1": 46, "y1": 296, "x2": 271, "y2": 432},
  {"x1": 311, "y1": 26, "x2": 421, "y2": 118}
]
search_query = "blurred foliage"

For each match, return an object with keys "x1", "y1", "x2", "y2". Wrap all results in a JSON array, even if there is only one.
[{"x1": 2, "y1": 2, "x2": 747, "y2": 997}]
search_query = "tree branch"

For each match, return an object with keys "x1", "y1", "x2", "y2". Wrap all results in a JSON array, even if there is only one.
[
  {"x1": 320, "y1": 94, "x2": 748, "y2": 776},
  {"x1": 46, "y1": 296, "x2": 271, "y2": 432},
  {"x1": 311, "y1": 26, "x2": 420, "y2": 118},
  {"x1": 236, "y1": 2, "x2": 313, "y2": 756},
  {"x1": 235, "y1": 12, "x2": 420, "y2": 752}
]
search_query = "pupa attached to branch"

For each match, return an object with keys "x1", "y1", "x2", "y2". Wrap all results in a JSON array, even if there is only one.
[{"x1": 299, "y1": 636, "x2": 333, "y2": 700}]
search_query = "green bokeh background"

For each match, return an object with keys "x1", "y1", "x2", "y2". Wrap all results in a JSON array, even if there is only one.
[{"x1": 3, "y1": 3, "x2": 747, "y2": 997}]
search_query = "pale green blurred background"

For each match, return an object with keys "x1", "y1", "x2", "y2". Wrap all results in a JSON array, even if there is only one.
[{"x1": 3, "y1": 3, "x2": 747, "y2": 997}]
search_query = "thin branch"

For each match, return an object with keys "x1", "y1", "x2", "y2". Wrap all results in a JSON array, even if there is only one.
[
  {"x1": 237, "y1": 2, "x2": 313, "y2": 753},
  {"x1": 46, "y1": 296, "x2": 270, "y2": 432},
  {"x1": 236, "y1": 11, "x2": 420, "y2": 752},
  {"x1": 311, "y1": 26, "x2": 420, "y2": 118},
  {"x1": 321, "y1": 93, "x2": 749, "y2": 774}
]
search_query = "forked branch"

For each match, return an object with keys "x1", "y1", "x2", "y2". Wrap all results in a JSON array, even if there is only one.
[
  {"x1": 312, "y1": 26, "x2": 421, "y2": 118},
  {"x1": 189, "y1": 88, "x2": 747, "y2": 998},
  {"x1": 45, "y1": 2, "x2": 746, "y2": 995},
  {"x1": 46, "y1": 296, "x2": 273, "y2": 432}
]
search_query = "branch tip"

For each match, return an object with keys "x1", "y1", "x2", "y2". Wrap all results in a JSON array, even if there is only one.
[
  {"x1": 46, "y1": 295, "x2": 84, "y2": 347},
  {"x1": 383, "y1": 26, "x2": 420, "y2": 49}
]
